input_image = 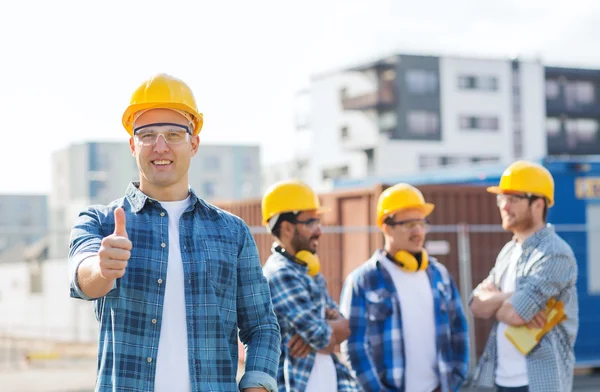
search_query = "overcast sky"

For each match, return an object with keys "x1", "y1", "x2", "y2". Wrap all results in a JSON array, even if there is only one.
[{"x1": 1, "y1": 0, "x2": 599, "y2": 193}]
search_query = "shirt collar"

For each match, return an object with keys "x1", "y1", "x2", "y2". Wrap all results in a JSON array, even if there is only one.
[
  {"x1": 516, "y1": 223, "x2": 555, "y2": 250},
  {"x1": 125, "y1": 181, "x2": 200, "y2": 213}
]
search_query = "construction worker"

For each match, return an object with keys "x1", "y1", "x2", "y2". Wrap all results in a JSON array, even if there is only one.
[
  {"x1": 68, "y1": 73, "x2": 280, "y2": 392},
  {"x1": 340, "y1": 183, "x2": 469, "y2": 392},
  {"x1": 261, "y1": 180, "x2": 361, "y2": 392},
  {"x1": 469, "y1": 160, "x2": 579, "y2": 392}
]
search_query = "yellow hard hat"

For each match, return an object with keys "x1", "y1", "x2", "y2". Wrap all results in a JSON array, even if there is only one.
[
  {"x1": 261, "y1": 180, "x2": 330, "y2": 225},
  {"x1": 487, "y1": 160, "x2": 554, "y2": 207},
  {"x1": 377, "y1": 183, "x2": 435, "y2": 227},
  {"x1": 122, "y1": 73, "x2": 204, "y2": 136}
]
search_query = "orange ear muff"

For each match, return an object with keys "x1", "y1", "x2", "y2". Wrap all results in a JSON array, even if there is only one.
[
  {"x1": 392, "y1": 249, "x2": 429, "y2": 272},
  {"x1": 295, "y1": 250, "x2": 321, "y2": 277}
]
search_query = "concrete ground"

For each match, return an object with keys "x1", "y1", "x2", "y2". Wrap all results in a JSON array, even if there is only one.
[{"x1": 1, "y1": 361, "x2": 599, "y2": 392}]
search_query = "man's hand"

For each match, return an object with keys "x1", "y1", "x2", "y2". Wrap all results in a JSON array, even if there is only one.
[
  {"x1": 326, "y1": 308, "x2": 341, "y2": 320},
  {"x1": 77, "y1": 207, "x2": 132, "y2": 299},
  {"x1": 287, "y1": 334, "x2": 312, "y2": 358},
  {"x1": 527, "y1": 310, "x2": 547, "y2": 329},
  {"x1": 470, "y1": 279, "x2": 512, "y2": 319},
  {"x1": 96, "y1": 207, "x2": 131, "y2": 280}
]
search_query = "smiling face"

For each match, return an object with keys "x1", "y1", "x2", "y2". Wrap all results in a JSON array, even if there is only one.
[
  {"x1": 129, "y1": 109, "x2": 199, "y2": 200},
  {"x1": 382, "y1": 208, "x2": 428, "y2": 255}
]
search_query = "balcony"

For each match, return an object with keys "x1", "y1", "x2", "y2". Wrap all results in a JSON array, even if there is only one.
[{"x1": 341, "y1": 80, "x2": 395, "y2": 111}]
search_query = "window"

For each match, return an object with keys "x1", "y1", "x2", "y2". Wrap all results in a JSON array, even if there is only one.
[
  {"x1": 242, "y1": 156, "x2": 254, "y2": 172},
  {"x1": 546, "y1": 79, "x2": 560, "y2": 99},
  {"x1": 405, "y1": 69, "x2": 437, "y2": 94},
  {"x1": 378, "y1": 110, "x2": 397, "y2": 131},
  {"x1": 407, "y1": 111, "x2": 439, "y2": 135},
  {"x1": 566, "y1": 119, "x2": 599, "y2": 149},
  {"x1": 203, "y1": 181, "x2": 216, "y2": 198},
  {"x1": 322, "y1": 166, "x2": 349, "y2": 181},
  {"x1": 204, "y1": 156, "x2": 220, "y2": 170},
  {"x1": 419, "y1": 155, "x2": 499, "y2": 170},
  {"x1": 458, "y1": 75, "x2": 498, "y2": 91},
  {"x1": 459, "y1": 115, "x2": 499, "y2": 131},
  {"x1": 340, "y1": 126, "x2": 349, "y2": 140},
  {"x1": 565, "y1": 81, "x2": 595, "y2": 107},
  {"x1": 546, "y1": 117, "x2": 561, "y2": 137}
]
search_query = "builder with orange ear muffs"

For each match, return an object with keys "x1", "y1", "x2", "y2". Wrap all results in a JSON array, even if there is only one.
[
  {"x1": 339, "y1": 183, "x2": 469, "y2": 392},
  {"x1": 262, "y1": 180, "x2": 361, "y2": 392}
]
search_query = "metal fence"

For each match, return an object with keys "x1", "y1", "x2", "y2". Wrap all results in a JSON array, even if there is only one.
[{"x1": 0, "y1": 223, "x2": 594, "y2": 373}]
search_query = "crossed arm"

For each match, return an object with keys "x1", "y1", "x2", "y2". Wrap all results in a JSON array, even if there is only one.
[{"x1": 470, "y1": 252, "x2": 575, "y2": 329}]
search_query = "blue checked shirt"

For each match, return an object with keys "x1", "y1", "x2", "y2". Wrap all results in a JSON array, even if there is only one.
[
  {"x1": 469, "y1": 225, "x2": 579, "y2": 392},
  {"x1": 68, "y1": 183, "x2": 281, "y2": 392},
  {"x1": 339, "y1": 250, "x2": 469, "y2": 392},
  {"x1": 262, "y1": 245, "x2": 362, "y2": 392}
]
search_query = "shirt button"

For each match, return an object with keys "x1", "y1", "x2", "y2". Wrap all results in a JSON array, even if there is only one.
[
  {"x1": 151, "y1": 319, "x2": 157, "y2": 324},
  {"x1": 161, "y1": 243, "x2": 166, "y2": 248},
  {"x1": 158, "y1": 278, "x2": 163, "y2": 284},
  {"x1": 147, "y1": 357, "x2": 152, "y2": 363},
  {"x1": 160, "y1": 212, "x2": 165, "y2": 217}
]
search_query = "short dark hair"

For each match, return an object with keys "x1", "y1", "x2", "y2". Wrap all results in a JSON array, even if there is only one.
[
  {"x1": 271, "y1": 212, "x2": 299, "y2": 238},
  {"x1": 529, "y1": 196, "x2": 548, "y2": 222}
]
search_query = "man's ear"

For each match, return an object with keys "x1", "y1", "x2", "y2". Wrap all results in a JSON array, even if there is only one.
[
  {"x1": 191, "y1": 135, "x2": 200, "y2": 156},
  {"x1": 129, "y1": 138, "x2": 136, "y2": 156}
]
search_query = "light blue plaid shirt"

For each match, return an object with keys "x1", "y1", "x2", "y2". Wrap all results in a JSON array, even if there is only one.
[
  {"x1": 69, "y1": 182, "x2": 281, "y2": 392},
  {"x1": 262, "y1": 245, "x2": 362, "y2": 392},
  {"x1": 470, "y1": 225, "x2": 579, "y2": 392},
  {"x1": 340, "y1": 250, "x2": 469, "y2": 392}
]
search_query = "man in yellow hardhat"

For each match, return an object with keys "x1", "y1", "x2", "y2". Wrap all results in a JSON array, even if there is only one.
[
  {"x1": 340, "y1": 183, "x2": 469, "y2": 392},
  {"x1": 261, "y1": 180, "x2": 361, "y2": 392},
  {"x1": 68, "y1": 73, "x2": 280, "y2": 392},
  {"x1": 469, "y1": 160, "x2": 579, "y2": 392}
]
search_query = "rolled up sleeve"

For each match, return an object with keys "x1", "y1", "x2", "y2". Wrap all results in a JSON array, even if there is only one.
[
  {"x1": 68, "y1": 207, "x2": 114, "y2": 301},
  {"x1": 236, "y1": 224, "x2": 280, "y2": 392},
  {"x1": 510, "y1": 253, "x2": 577, "y2": 322}
]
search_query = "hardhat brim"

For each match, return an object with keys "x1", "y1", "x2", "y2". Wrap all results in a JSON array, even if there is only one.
[
  {"x1": 378, "y1": 202, "x2": 435, "y2": 227},
  {"x1": 262, "y1": 205, "x2": 331, "y2": 226},
  {"x1": 487, "y1": 186, "x2": 554, "y2": 207},
  {"x1": 122, "y1": 102, "x2": 204, "y2": 136},
  {"x1": 486, "y1": 186, "x2": 504, "y2": 195}
]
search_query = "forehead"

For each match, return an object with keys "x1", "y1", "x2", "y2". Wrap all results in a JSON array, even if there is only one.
[
  {"x1": 135, "y1": 109, "x2": 189, "y2": 128},
  {"x1": 392, "y1": 208, "x2": 426, "y2": 221}
]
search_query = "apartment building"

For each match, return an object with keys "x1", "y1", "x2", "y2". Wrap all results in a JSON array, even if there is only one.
[{"x1": 284, "y1": 52, "x2": 598, "y2": 192}]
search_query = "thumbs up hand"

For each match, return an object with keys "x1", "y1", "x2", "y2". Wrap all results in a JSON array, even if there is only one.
[{"x1": 97, "y1": 207, "x2": 132, "y2": 280}]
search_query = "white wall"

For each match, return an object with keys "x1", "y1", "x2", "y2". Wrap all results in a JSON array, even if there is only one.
[
  {"x1": 438, "y1": 56, "x2": 514, "y2": 162},
  {"x1": 0, "y1": 259, "x2": 97, "y2": 342},
  {"x1": 304, "y1": 72, "x2": 371, "y2": 192},
  {"x1": 519, "y1": 60, "x2": 547, "y2": 160}
]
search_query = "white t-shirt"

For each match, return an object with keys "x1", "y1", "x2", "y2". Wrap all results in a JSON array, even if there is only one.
[
  {"x1": 380, "y1": 256, "x2": 439, "y2": 392},
  {"x1": 155, "y1": 196, "x2": 192, "y2": 392},
  {"x1": 305, "y1": 287, "x2": 338, "y2": 392},
  {"x1": 496, "y1": 242, "x2": 529, "y2": 387}
]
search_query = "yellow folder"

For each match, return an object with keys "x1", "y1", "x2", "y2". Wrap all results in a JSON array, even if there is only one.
[{"x1": 504, "y1": 298, "x2": 567, "y2": 355}]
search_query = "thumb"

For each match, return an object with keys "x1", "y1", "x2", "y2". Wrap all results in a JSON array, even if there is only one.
[{"x1": 114, "y1": 207, "x2": 128, "y2": 238}]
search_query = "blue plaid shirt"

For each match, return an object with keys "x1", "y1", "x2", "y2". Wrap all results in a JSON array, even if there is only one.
[
  {"x1": 69, "y1": 183, "x2": 281, "y2": 392},
  {"x1": 470, "y1": 225, "x2": 579, "y2": 392},
  {"x1": 262, "y1": 245, "x2": 361, "y2": 392},
  {"x1": 339, "y1": 250, "x2": 469, "y2": 392}
]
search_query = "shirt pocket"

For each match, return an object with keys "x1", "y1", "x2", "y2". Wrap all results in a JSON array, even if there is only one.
[
  {"x1": 365, "y1": 289, "x2": 394, "y2": 322},
  {"x1": 203, "y1": 239, "x2": 237, "y2": 297}
]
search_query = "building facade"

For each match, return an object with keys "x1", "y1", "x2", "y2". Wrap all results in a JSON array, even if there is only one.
[{"x1": 289, "y1": 53, "x2": 598, "y2": 192}]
